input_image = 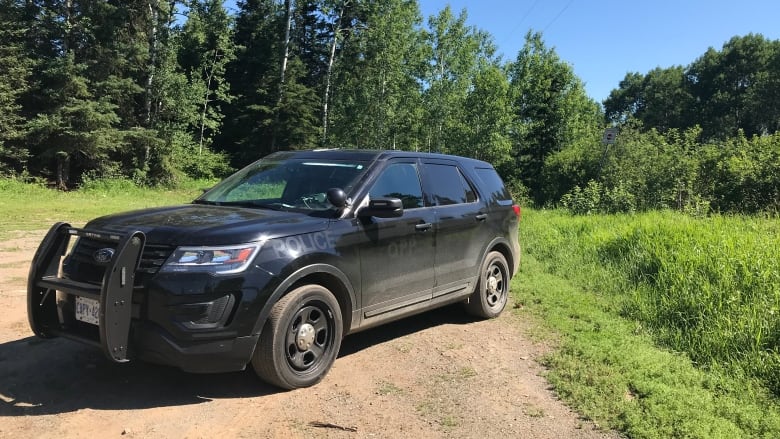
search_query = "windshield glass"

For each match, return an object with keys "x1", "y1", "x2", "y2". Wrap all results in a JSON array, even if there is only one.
[{"x1": 198, "y1": 157, "x2": 369, "y2": 211}]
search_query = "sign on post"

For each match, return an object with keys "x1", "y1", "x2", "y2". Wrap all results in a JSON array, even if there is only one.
[{"x1": 602, "y1": 128, "x2": 618, "y2": 145}]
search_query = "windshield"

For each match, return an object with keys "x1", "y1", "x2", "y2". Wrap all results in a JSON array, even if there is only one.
[{"x1": 197, "y1": 157, "x2": 369, "y2": 211}]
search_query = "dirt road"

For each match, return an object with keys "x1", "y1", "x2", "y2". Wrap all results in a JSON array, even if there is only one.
[{"x1": 0, "y1": 230, "x2": 614, "y2": 438}]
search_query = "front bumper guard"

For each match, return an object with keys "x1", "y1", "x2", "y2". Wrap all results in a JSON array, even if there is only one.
[{"x1": 27, "y1": 222, "x2": 145, "y2": 363}]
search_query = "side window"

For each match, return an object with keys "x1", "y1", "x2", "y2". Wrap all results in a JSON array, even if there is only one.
[
  {"x1": 369, "y1": 163, "x2": 424, "y2": 209},
  {"x1": 422, "y1": 164, "x2": 477, "y2": 206},
  {"x1": 474, "y1": 168, "x2": 512, "y2": 203}
]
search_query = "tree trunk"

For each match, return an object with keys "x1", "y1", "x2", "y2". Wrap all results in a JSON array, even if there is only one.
[
  {"x1": 55, "y1": 151, "x2": 70, "y2": 190},
  {"x1": 199, "y1": 50, "x2": 220, "y2": 154},
  {"x1": 322, "y1": 2, "x2": 345, "y2": 145},
  {"x1": 63, "y1": 0, "x2": 72, "y2": 53},
  {"x1": 145, "y1": 0, "x2": 160, "y2": 127},
  {"x1": 271, "y1": 0, "x2": 294, "y2": 151}
]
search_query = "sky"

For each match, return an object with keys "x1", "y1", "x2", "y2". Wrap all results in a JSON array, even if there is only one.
[{"x1": 417, "y1": 0, "x2": 780, "y2": 103}]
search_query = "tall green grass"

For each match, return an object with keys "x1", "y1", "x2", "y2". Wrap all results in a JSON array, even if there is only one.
[{"x1": 521, "y1": 209, "x2": 780, "y2": 395}]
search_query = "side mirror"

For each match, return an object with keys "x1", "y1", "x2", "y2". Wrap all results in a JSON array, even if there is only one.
[
  {"x1": 359, "y1": 198, "x2": 403, "y2": 218},
  {"x1": 327, "y1": 188, "x2": 348, "y2": 208}
]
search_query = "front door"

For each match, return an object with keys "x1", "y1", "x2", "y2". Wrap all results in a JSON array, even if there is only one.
[{"x1": 358, "y1": 160, "x2": 436, "y2": 321}]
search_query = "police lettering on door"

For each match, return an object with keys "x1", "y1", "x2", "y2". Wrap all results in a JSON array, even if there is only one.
[{"x1": 271, "y1": 232, "x2": 336, "y2": 258}]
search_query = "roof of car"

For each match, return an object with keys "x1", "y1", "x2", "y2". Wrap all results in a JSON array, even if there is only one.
[{"x1": 266, "y1": 149, "x2": 492, "y2": 167}]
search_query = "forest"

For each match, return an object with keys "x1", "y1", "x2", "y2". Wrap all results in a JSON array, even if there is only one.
[{"x1": 1, "y1": 0, "x2": 779, "y2": 214}]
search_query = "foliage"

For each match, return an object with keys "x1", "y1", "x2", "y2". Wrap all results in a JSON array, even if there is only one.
[
  {"x1": 553, "y1": 125, "x2": 780, "y2": 215},
  {"x1": 1, "y1": 2, "x2": 780, "y2": 215},
  {"x1": 507, "y1": 31, "x2": 603, "y2": 205},
  {"x1": 605, "y1": 34, "x2": 780, "y2": 141},
  {"x1": 0, "y1": 0, "x2": 33, "y2": 174},
  {"x1": 698, "y1": 131, "x2": 780, "y2": 214},
  {"x1": 517, "y1": 208, "x2": 780, "y2": 437},
  {"x1": 328, "y1": 0, "x2": 427, "y2": 150},
  {"x1": 422, "y1": 6, "x2": 496, "y2": 154},
  {"x1": 560, "y1": 180, "x2": 635, "y2": 214}
]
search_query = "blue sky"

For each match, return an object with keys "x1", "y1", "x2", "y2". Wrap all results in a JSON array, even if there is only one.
[{"x1": 418, "y1": 0, "x2": 780, "y2": 103}]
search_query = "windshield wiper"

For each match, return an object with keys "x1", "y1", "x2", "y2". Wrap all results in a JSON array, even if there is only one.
[
  {"x1": 192, "y1": 199, "x2": 219, "y2": 205},
  {"x1": 217, "y1": 200, "x2": 284, "y2": 210}
]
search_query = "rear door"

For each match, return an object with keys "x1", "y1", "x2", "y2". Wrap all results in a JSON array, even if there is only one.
[{"x1": 420, "y1": 159, "x2": 491, "y2": 300}]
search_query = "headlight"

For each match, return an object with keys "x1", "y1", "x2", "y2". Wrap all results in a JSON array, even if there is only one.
[{"x1": 160, "y1": 244, "x2": 261, "y2": 274}]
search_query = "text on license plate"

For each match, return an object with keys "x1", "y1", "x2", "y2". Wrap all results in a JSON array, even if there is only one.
[{"x1": 75, "y1": 296, "x2": 100, "y2": 326}]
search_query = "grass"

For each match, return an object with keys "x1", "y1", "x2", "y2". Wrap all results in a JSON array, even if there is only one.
[
  {"x1": 0, "y1": 178, "x2": 212, "y2": 238},
  {"x1": 376, "y1": 380, "x2": 404, "y2": 396},
  {"x1": 515, "y1": 208, "x2": 780, "y2": 438}
]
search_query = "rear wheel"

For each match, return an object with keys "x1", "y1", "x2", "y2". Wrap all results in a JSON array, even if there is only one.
[
  {"x1": 252, "y1": 284, "x2": 343, "y2": 389},
  {"x1": 465, "y1": 251, "x2": 509, "y2": 319}
]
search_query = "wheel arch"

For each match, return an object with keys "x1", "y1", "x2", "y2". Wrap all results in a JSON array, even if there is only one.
[
  {"x1": 251, "y1": 264, "x2": 355, "y2": 337},
  {"x1": 485, "y1": 238, "x2": 516, "y2": 278}
]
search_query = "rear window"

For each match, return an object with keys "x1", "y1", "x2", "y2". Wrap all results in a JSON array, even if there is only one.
[{"x1": 474, "y1": 168, "x2": 512, "y2": 203}]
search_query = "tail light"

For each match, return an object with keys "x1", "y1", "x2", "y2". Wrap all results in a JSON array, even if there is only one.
[{"x1": 512, "y1": 204, "x2": 522, "y2": 220}]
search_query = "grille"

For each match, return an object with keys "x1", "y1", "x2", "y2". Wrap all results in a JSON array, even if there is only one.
[
  {"x1": 66, "y1": 237, "x2": 174, "y2": 286},
  {"x1": 139, "y1": 244, "x2": 174, "y2": 274}
]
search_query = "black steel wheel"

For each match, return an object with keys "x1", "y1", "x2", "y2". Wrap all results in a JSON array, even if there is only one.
[
  {"x1": 252, "y1": 284, "x2": 343, "y2": 389},
  {"x1": 465, "y1": 251, "x2": 510, "y2": 319}
]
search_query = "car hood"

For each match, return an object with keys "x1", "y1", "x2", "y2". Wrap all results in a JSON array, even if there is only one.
[{"x1": 83, "y1": 204, "x2": 330, "y2": 246}]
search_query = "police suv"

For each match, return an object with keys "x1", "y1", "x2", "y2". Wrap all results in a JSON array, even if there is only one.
[{"x1": 28, "y1": 149, "x2": 521, "y2": 389}]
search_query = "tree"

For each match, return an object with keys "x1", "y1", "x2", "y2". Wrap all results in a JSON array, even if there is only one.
[
  {"x1": 457, "y1": 63, "x2": 512, "y2": 167},
  {"x1": 219, "y1": 0, "x2": 321, "y2": 161},
  {"x1": 687, "y1": 34, "x2": 778, "y2": 139},
  {"x1": 21, "y1": 0, "x2": 124, "y2": 188},
  {"x1": 26, "y1": 52, "x2": 121, "y2": 188},
  {"x1": 328, "y1": 0, "x2": 426, "y2": 150},
  {"x1": 320, "y1": 0, "x2": 349, "y2": 144},
  {"x1": 0, "y1": 0, "x2": 33, "y2": 174},
  {"x1": 605, "y1": 34, "x2": 780, "y2": 141},
  {"x1": 218, "y1": 0, "x2": 280, "y2": 164},
  {"x1": 604, "y1": 67, "x2": 693, "y2": 131},
  {"x1": 423, "y1": 6, "x2": 494, "y2": 154},
  {"x1": 179, "y1": 0, "x2": 236, "y2": 153},
  {"x1": 507, "y1": 31, "x2": 602, "y2": 205}
]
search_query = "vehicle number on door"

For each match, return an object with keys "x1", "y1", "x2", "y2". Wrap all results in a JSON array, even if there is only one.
[{"x1": 75, "y1": 296, "x2": 100, "y2": 326}]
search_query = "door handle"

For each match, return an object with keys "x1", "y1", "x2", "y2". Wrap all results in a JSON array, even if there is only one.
[
  {"x1": 415, "y1": 223, "x2": 433, "y2": 231},
  {"x1": 475, "y1": 213, "x2": 488, "y2": 221}
]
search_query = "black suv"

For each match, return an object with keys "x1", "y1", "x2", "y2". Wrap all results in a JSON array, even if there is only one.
[{"x1": 28, "y1": 150, "x2": 520, "y2": 389}]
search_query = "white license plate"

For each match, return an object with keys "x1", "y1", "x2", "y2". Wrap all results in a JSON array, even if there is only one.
[{"x1": 75, "y1": 296, "x2": 100, "y2": 326}]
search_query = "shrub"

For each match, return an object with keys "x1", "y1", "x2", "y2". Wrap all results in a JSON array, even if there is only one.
[{"x1": 561, "y1": 180, "x2": 636, "y2": 214}]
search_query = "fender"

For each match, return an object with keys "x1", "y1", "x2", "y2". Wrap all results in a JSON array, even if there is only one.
[
  {"x1": 250, "y1": 263, "x2": 357, "y2": 336},
  {"x1": 482, "y1": 236, "x2": 517, "y2": 277}
]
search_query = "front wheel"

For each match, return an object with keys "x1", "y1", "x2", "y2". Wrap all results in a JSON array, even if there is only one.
[
  {"x1": 465, "y1": 251, "x2": 510, "y2": 319},
  {"x1": 252, "y1": 284, "x2": 343, "y2": 389}
]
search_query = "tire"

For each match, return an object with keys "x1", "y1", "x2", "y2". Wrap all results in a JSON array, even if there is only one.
[
  {"x1": 252, "y1": 284, "x2": 343, "y2": 390},
  {"x1": 465, "y1": 251, "x2": 510, "y2": 319}
]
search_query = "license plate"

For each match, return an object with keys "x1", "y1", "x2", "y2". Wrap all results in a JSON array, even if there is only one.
[{"x1": 75, "y1": 296, "x2": 100, "y2": 326}]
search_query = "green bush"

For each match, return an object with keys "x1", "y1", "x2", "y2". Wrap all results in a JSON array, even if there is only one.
[{"x1": 561, "y1": 180, "x2": 636, "y2": 214}]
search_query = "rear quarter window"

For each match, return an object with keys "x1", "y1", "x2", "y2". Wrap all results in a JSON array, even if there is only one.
[
  {"x1": 474, "y1": 168, "x2": 512, "y2": 205},
  {"x1": 422, "y1": 163, "x2": 476, "y2": 205}
]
